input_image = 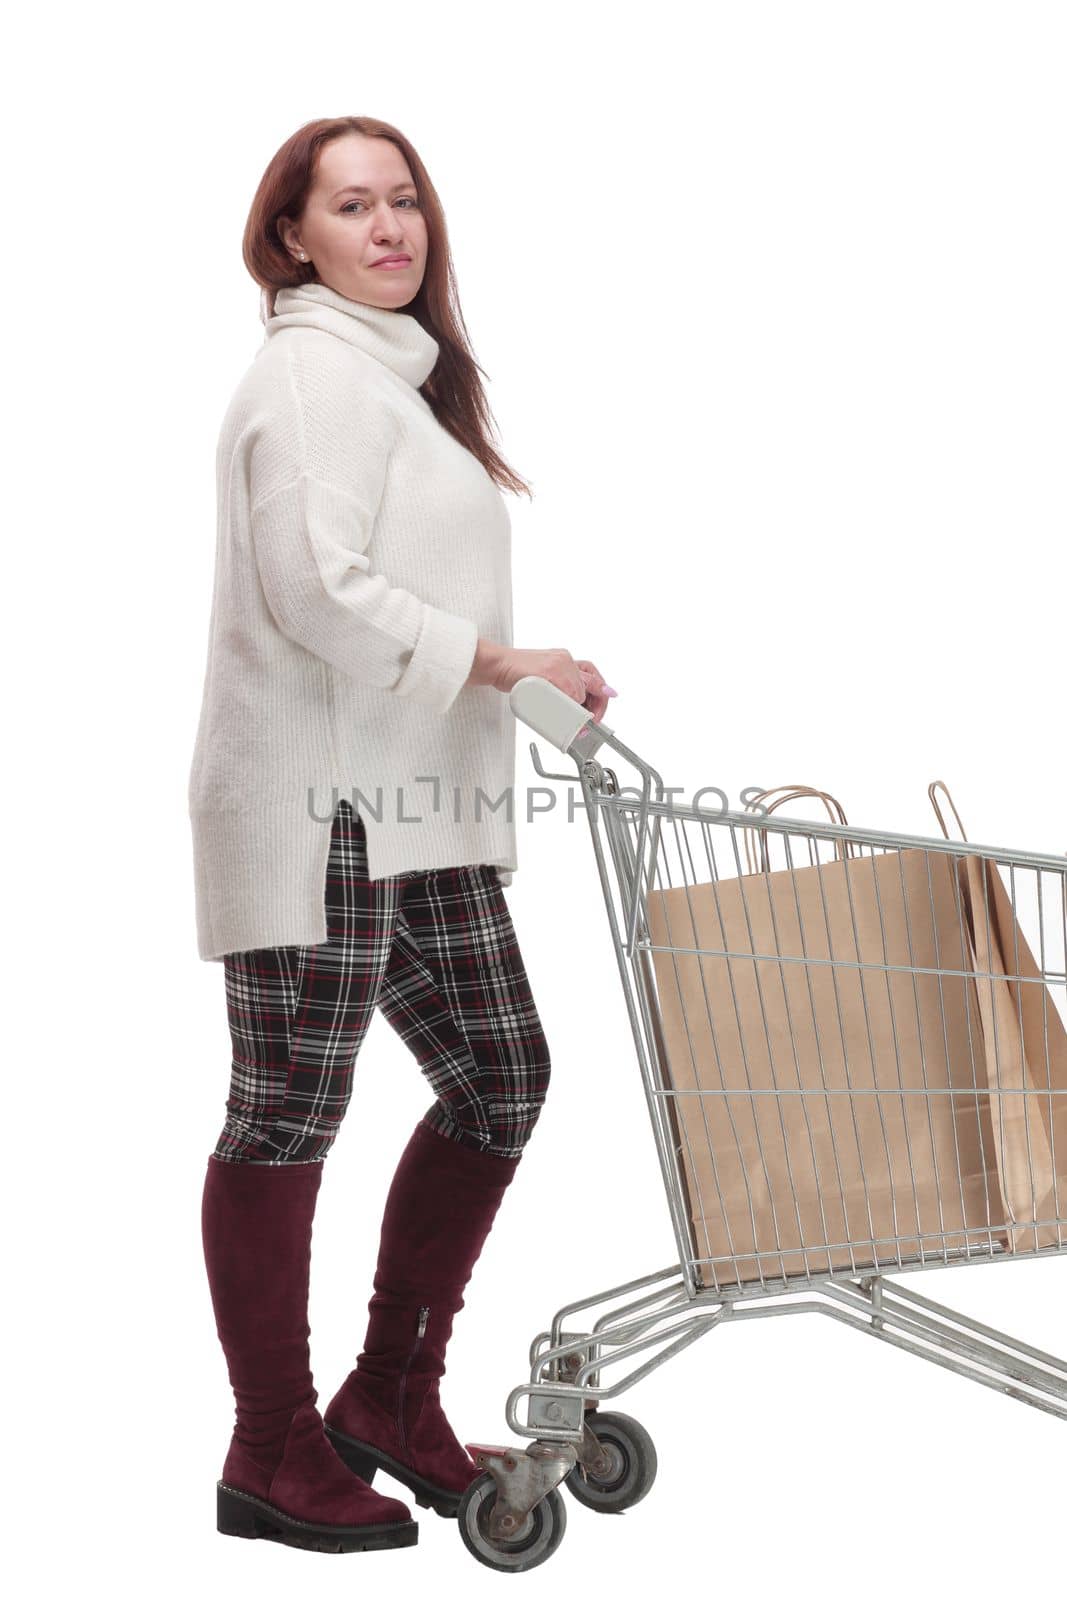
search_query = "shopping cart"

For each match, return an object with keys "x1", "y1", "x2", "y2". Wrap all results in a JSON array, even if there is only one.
[{"x1": 455, "y1": 677, "x2": 1067, "y2": 1571}]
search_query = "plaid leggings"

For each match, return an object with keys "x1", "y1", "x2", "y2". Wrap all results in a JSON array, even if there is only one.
[{"x1": 213, "y1": 800, "x2": 551, "y2": 1164}]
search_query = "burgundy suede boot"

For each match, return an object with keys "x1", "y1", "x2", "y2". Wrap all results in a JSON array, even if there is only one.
[
  {"x1": 323, "y1": 1120, "x2": 521, "y2": 1517},
  {"x1": 201, "y1": 1153, "x2": 418, "y2": 1553}
]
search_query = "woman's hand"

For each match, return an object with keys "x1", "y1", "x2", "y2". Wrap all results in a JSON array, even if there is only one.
[
  {"x1": 574, "y1": 658, "x2": 616, "y2": 723},
  {"x1": 469, "y1": 642, "x2": 617, "y2": 723}
]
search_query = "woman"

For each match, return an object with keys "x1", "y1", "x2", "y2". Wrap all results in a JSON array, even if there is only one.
[{"x1": 189, "y1": 115, "x2": 615, "y2": 1556}]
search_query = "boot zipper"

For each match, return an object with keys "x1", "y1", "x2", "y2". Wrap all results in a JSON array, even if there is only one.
[{"x1": 397, "y1": 1305, "x2": 430, "y2": 1455}]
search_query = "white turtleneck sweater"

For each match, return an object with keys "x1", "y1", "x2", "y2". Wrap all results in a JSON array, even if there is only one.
[{"x1": 187, "y1": 281, "x2": 517, "y2": 963}]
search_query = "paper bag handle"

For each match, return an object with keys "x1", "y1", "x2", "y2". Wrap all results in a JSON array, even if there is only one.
[
  {"x1": 741, "y1": 785, "x2": 855, "y2": 874},
  {"x1": 930, "y1": 777, "x2": 1067, "y2": 859},
  {"x1": 928, "y1": 779, "x2": 969, "y2": 842}
]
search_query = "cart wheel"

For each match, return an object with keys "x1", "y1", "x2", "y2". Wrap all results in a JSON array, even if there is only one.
[
  {"x1": 456, "y1": 1472, "x2": 567, "y2": 1572},
  {"x1": 564, "y1": 1410, "x2": 658, "y2": 1513}
]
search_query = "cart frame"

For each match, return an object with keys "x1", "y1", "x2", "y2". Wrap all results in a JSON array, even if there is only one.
[
  {"x1": 454, "y1": 682, "x2": 1065, "y2": 1569},
  {"x1": 503, "y1": 679, "x2": 1066, "y2": 1438}
]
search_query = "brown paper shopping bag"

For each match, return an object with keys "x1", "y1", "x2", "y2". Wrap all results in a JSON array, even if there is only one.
[
  {"x1": 645, "y1": 786, "x2": 1007, "y2": 1289},
  {"x1": 929, "y1": 782, "x2": 1067, "y2": 1252}
]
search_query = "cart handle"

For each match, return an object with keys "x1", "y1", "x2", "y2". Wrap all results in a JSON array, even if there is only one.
[
  {"x1": 509, "y1": 673, "x2": 655, "y2": 956},
  {"x1": 509, "y1": 675, "x2": 611, "y2": 754}
]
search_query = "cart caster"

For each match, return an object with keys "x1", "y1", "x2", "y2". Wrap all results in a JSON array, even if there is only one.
[
  {"x1": 564, "y1": 1410, "x2": 658, "y2": 1513},
  {"x1": 457, "y1": 1472, "x2": 567, "y2": 1572}
]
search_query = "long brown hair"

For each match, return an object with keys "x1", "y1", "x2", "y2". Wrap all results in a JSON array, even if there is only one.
[{"x1": 243, "y1": 116, "x2": 532, "y2": 500}]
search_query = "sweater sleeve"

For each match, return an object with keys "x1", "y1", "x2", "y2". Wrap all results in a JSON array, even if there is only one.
[{"x1": 250, "y1": 471, "x2": 479, "y2": 716}]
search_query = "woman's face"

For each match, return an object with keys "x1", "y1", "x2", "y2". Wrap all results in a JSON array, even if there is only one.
[{"x1": 279, "y1": 133, "x2": 428, "y2": 309}]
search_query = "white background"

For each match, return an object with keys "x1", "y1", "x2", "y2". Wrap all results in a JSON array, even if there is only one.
[{"x1": 7, "y1": 0, "x2": 1065, "y2": 1593}]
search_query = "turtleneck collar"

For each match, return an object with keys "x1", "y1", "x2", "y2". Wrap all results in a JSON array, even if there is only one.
[{"x1": 264, "y1": 281, "x2": 440, "y2": 390}]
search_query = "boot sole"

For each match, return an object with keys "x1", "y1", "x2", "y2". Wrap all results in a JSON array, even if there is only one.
[
  {"x1": 216, "y1": 1479, "x2": 419, "y2": 1551},
  {"x1": 324, "y1": 1424, "x2": 464, "y2": 1519}
]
